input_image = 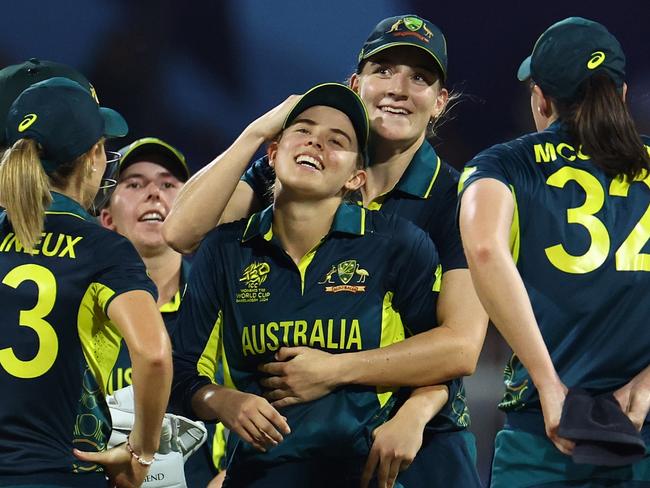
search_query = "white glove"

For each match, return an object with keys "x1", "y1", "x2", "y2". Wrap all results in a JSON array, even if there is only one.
[
  {"x1": 106, "y1": 386, "x2": 209, "y2": 488},
  {"x1": 141, "y1": 451, "x2": 186, "y2": 488},
  {"x1": 166, "y1": 413, "x2": 208, "y2": 462}
]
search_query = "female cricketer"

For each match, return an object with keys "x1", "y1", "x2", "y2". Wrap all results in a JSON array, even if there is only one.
[
  {"x1": 0, "y1": 78, "x2": 172, "y2": 487},
  {"x1": 459, "y1": 17, "x2": 650, "y2": 487},
  {"x1": 170, "y1": 83, "x2": 449, "y2": 487}
]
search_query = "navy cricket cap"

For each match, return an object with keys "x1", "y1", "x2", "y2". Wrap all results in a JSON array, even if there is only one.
[
  {"x1": 118, "y1": 137, "x2": 190, "y2": 182},
  {"x1": 6, "y1": 77, "x2": 127, "y2": 173},
  {"x1": 358, "y1": 15, "x2": 447, "y2": 82},
  {"x1": 558, "y1": 388, "x2": 646, "y2": 467},
  {"x1": 0, "y1": 58, "x2": 96, "y2": 146},
  {"x1": 283, "y1": 83, "x2": 369, "y2": 164},
  {"x1": 517, "y1": 17, "x2": 625, "y2": 101}
]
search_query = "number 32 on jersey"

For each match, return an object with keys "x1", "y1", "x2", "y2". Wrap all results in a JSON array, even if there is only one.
[{"x1": 546, "y1": 167, "x2": 650, "y2": 273}]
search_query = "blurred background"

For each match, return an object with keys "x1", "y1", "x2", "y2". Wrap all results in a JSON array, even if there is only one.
[{"x1": 2, "y1": 0, "x2": 647, "y2": 482}]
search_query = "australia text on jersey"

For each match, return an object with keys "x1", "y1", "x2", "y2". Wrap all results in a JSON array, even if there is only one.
[{"x1": 242, "y1": 318, "x2": 363, "y2": 356}]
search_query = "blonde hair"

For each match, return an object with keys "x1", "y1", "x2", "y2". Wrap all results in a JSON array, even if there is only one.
[
  {"x1": 0, "y1": 138, "x2": 97, "y2": 254},
  {"x1": 0, "y1": 139, "x2": 52, "y2": 254}
]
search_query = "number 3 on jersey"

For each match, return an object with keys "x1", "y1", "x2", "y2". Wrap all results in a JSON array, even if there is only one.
[
  {"x1": 0, "y1": 264, "x2": 59, "y2": 378},
  {"x1": 545, "y1": 167, "x2": 650, "y2": 273}
]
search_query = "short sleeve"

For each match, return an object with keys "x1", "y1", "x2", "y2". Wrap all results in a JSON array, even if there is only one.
[
  {"x1": 241, "y1": 156, "x2": 275, "y2": 208},
  {"x1": 169, "y1": 230, "x2": 224, "y2": 418},
  {"x1": 93, "y1": 234, "x2": 157, "y2": 312},
  {"x1": 457, "y1": 145, "x2": 515, "y2": 199}
]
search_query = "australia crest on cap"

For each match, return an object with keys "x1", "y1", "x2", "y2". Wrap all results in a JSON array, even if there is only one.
[{"x1": 386, "y1": 15, "x2": 434, "y2": 43}]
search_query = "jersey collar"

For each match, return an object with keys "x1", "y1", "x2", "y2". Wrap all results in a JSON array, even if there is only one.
[
  {"x1": 46, "y1": 192, "x2": 95, "y2": 222},
  {"x1": 393, "y1": 141, "x2": 442, "y2": 199},
  {"x1": 242, "y1": 202, "x2": 367, "y2": 243},
  {"x1": 159, "y1": 258, "x2": 191, "y2": 313}
]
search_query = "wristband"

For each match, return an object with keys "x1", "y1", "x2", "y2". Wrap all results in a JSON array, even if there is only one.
[{"x1": 126, "y1": 435, "x2": 155, "y2": 466}]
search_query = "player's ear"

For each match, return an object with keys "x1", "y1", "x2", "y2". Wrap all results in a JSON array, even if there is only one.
[
  {"x1": 267, "y1": 141, "x2": 279, "y2": 169},
  {"x1": 99, "y1": 207, "x2": 116, "y2": 231},
  {"x1": 350, "y1": 73, "x2": 360, "y2": 94},
  {"x1": 344, "y1": 168, "x2": 366, "y2": 192}
]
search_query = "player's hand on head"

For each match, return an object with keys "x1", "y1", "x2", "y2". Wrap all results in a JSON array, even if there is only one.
[
  {"x1": 360, "y1": 416, "x2": 423, "y2": 488},
  {"x1": 216, "y1": 389, "x2": 290, "y2": 452},
  {"x1": 258, "y1": 346, "x2": 339, "y2": 408},
  {"x1": 538, "y1": 380, "x2": 575, "y2": 455},
  {"x1": 614, "y1": 379, "x2": 650, "y2": 431},
  {"x1": 247, "y1": 94, "x2": 302, "y2": 142},
  {"x1": 73, "y1": 443, "x2": 149, "y2": 488}
]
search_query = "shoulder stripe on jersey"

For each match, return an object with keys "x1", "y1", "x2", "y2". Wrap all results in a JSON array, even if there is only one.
[
  {"x1": 509, "y1": 185, "x2": 521, "y2": 264},
  {"x1": 197, "y1": 310, "x2": 223, "y2": 384},
  {"x1": 77, "y1": 282, "x2": 122, "y2": 394},
  {"x1": 376, "y1": 291, "x2": 404, "y2": 407}
]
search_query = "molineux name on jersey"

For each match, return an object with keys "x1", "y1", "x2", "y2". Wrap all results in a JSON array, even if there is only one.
[
  {"x1": 0, "y1": 232, "x2": 83, "y2": 258},
  {"x1": 242, "y1": 318, "x2": 363, "y2": 356},
  {"x1": 534, "y1": 142, "x2": 650, "y2": 164}
]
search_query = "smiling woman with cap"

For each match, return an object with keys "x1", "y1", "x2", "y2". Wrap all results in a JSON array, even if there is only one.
[
  {"x1": 99, "y1": 137, "x2": 228, "y2": 487},
  {"x1": 0, "y1": 77, "x2": 172, "y2": 488},
  {"x1": 169, "y1": 82, "x2": 449, "y2": 487},
  {"x1": 458, "y1": 17, "x2": 650, "y2": 487},
  {"x1": 164, "y1": 15, "x2": 487, "y2": 487}
]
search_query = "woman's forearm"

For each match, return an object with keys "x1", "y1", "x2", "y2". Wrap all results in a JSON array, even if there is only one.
[
  {"x1": 459, "y1": 179, "x2": 560, "y2": 390},
  {"x1": 162, "y1": 128, "x2": 265, "y2": 253},
  {"x1": 335, "y1": 270, "x2": 487, "y2": 388},
  {"x1": 108, "y1": 291, "x2": 173, "y2": 458}
]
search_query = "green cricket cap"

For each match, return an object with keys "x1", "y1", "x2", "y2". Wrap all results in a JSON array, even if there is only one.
[
  {"x1": 6, "y1": 77, "x2": 127, "y2": 173},
  {"x1": 118, "y1": 137, "x2": 190, "y2": 182},
  {"x1": 0, "y1": 58, "x2": 97, "y2": 146},
  {"x1": 517, "y1": 17, "x2": 625, "y2": 100},
  {"x1": 283, "y1": 83, "x2": 369, "y2": 164},
  {"x1": 357, "y1": 15, "x2": 447, "y2": 82}
]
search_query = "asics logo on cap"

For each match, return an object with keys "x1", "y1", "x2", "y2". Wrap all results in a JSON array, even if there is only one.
[
  {"x1": 18, "y1": 114, "x2": 38, "y2": 132},
  {"x1": 587, "y1": 51, "x2": 606, "y2": 69}
]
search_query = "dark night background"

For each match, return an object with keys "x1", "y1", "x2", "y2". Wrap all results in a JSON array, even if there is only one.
[{"x1": 2, "y1": 0, "x2": 647, "y2": 481}]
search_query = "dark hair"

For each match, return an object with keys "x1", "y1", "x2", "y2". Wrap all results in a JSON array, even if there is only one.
[{"x1": 554, "y1": 73, "x2": 650, "y2": 181}]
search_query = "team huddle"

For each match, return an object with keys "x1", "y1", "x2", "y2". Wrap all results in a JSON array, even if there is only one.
[{"x1": 0, "y1": 13, "x2": 648, "y2": 488}]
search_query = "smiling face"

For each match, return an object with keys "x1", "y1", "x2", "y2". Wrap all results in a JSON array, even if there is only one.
[
  {"x1": 268, "y1": 105, "x2": 365, "y2": 200},
  {"x1": 100, "y1": 160, "x2": 183, "y2": 255},
  {"x1": 352, "y1": 46, "x2": 448, "y2": 147}
]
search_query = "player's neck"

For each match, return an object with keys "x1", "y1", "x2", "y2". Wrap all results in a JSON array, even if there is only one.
[
  {"x1": 272, "y1": 197, "x2": 339, "y2": 266},
  {"x1": 142, "y1": 249, "x2": 183, "y2": 307},
  {"x1": 362, "y1": 133, "x2": 425, "y2": 203}
]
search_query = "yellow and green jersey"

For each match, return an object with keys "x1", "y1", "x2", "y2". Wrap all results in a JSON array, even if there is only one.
[
  {"x1": 171, "y1": 203, "x2": 441, "y2": 469},
  {"x1": 0, "y1": 192, "x2": 156, "y2": 487},
  {"x1": 108, "y1": 258, "x2": 226, "y2": 486},
  {"x1": 243, "y1": 141, "x2": 471, "y2": 433},
  {"x1": 459, "y1": 121, "x2": 650, "y2": 432}
]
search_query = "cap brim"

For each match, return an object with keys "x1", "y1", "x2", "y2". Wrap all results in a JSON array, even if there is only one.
[
  {"x1": 517, "y1": 56, "x2": 532, "y2": 81},
  {"x1": 284, "y1": 83, "x2": 369, "y2": 154},
  {"x1": 100, "y1": 107, "x2": 128, "y2": 138},
  {"x1": 119, "y1": 138, "x2": 190, "y2": 181},
  {"x1": 360, "y1": 42, "x2": 447, "y2": 82}
]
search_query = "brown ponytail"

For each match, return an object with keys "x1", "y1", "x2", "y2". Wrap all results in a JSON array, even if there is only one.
[
  {"x1": 0, "y1": 139, "x2": 52, "y2": 253},
  {"x1": 556, "y1": 73, "x2": 650, "y2": 181}
]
